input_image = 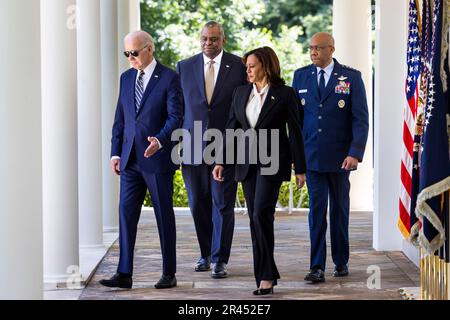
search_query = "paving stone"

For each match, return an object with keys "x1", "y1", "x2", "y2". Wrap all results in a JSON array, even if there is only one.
[{"x1": 80, "y1": 211, "x2": 418, "y2": 300}]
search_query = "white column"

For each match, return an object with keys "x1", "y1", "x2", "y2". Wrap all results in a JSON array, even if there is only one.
[
  {"x1": 129, "y1": 0, "x2": 141, "y2": 31},
  {"x1": 0, "y1": 0, "x2": 43, "y2": 299},
  {"x1": 333, "y1": 0, "x2": 374, "y2": 212},
  {"x1": 77, "y1": 0, "x2": 103, "y2": 248},
  {"x1": 118, "y1": 0, "x2": 131, "y2": 74},
  {"x1": 41, "y1": 0, "x2": 80, "y2": 283},
  {"x1": 101, "y1": 0, "x2": 120, "y2": 231},
  {"x1": 373, "y1": 0, "x2": 408, "y2": 250}
]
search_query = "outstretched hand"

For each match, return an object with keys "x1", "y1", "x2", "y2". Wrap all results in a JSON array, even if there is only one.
[{"x1": 144, "y1": 137, "x2": 160, "y2": 158}]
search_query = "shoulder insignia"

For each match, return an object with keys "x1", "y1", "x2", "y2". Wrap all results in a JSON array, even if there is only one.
[
  {"x1": 296, "y1": 64, "x2": 313, "y2": 72},
  {"x1": 341, "y1": 64, "x2": 360, "y2": 73}
]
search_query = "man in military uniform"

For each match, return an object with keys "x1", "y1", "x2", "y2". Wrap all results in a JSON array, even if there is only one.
[{"x1": 292, "y1": 32, "x2": 369, "y2": 283}]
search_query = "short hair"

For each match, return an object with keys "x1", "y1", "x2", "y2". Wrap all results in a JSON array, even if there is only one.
[
  {"x1": 243, "y1": 47, "x2": 285, "y2": 87},
  {"x1": 202, "y1": 21, "x2": 225, "y2": 39},
  {"x1": 124, "y1": 30, "x2": 155, "y2": 52}
]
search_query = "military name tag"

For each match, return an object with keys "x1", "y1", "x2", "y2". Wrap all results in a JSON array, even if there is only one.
[
  {"x1": 335, "y1": 81, "x2": 350, "y2": 94},
  {"x1": 338, "y1": 100, "x2": 346, "y2": 108}
]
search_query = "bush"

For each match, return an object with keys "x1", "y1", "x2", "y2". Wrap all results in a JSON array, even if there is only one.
[
  {"x1": 278, "y1": 177, "x2": 309, "y2": 209},
  {"x1": 144, "y1": 169, "x2": 309, "y2": 209},
  {"x1": 143, "y1": 169, "x2": 189, "y2": 207}
]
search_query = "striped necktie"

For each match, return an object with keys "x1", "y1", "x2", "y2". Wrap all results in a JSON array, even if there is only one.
[{"x1": 135, "y1": 70, "x2": 145, "y2": 113}]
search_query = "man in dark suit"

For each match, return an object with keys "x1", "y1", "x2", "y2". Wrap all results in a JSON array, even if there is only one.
[
  {"x1": 99, "y1": 31, "x2": 183, "y2": 289},
  {"x1": 176, "y1": 21, "x2": 247, "y2": 278},
  {"x1": 292, "y1": 32, "x2": 369, "y2": 283}
]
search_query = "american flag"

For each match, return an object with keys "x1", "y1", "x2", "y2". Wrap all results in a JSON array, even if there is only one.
[
  {"x1": 399, "y1": 0, "x2": 421, "y2": 240},
  {"x1": 414, "y1": 0, "x2": 450, "y2": 254}
]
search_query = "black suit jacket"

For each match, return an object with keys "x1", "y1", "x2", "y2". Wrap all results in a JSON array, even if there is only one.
[
  {"x1": 221, "y1": 84, "x2": 306, "y2": 182},
  {"x1": 176, "y1": 51, "x2": 247, "y2": 165}
]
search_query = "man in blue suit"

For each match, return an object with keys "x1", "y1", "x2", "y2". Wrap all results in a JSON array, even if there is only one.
[
  {"x1": 176, "y1": 21, "x2": 247, "y2": 278},
  {"x1": 99, "y1": 31, "x2": 183, "y2": 289},
  {"x1": 292, "y1": 32, "x2": 369, "y2": 283}
]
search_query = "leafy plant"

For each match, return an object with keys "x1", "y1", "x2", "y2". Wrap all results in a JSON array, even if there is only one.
[
  {"x1": 143, "y1": 168, "x2": 189, "y2": 207},
  {"x1": 140, "y1": 0, "x2": 332, "y2": 83},
  {"x1": 144, "y1": 170, "x2": 309, "y2": 208}
]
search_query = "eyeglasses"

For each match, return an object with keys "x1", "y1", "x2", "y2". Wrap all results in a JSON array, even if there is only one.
[
  {"x1": 123, "y1": 45, "x2": 149, "y2": 58},
  {"x1": 201, "y1": 37, "x2": 221, "y2": 43},
  {"x1": 308, "y1": 45, "x2": 331, "y2": 52}
]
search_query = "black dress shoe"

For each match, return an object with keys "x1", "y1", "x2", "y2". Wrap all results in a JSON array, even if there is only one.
[
  {"x1": 253, "y1": 287, "x2": 274, "y2": 295},
  {"x1": 154, "y1": 274, "x2": 177, "y2": 289},
  {"x1": 304, "y1": 269, "x2": 325, "y2": 283},
  {"x1": 333, "y1": 265, "x2": 349, "y2": 277},
  {"x1": 195, "y1": 257, "x2": 211, "y2": 272},
  {"x1": 99, "y1": 273, "x2": 132, "y2": 289},
  {"x1": 211, "y1": 262, "x2": 228, "y2": 279}
]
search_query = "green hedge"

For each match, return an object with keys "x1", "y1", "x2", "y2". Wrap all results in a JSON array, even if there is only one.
[
  {"x1": 143, "y1": 170, "x2": 189, "y2": 207},
  {"x1": 278, "y1": 175, "x2": 309, "y2": 208},
  {"x1": 144, "y1": 169, "x2": 309, "y2": 209}
]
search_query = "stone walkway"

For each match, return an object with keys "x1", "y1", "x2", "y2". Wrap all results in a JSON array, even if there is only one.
[{"x1": 80, "y1": 209, "x2": 419, "y2": 300}]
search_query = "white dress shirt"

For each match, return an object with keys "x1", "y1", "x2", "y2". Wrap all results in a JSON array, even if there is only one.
[
  {"x1": 246, "y1": 84, "x2": 269, "y2": 128},
  {"x1": 136, "y1": 57, "x2": 157, "y2": 90},
  {"x1": 111, "y1": 58, "x2": 160, "y2": 160},
  {"x1": 316, "y1": 60, "x2": 335, "y2": 87},
  {"x1": 203, "y1": 50, "x2": 223, "y2": 87}
]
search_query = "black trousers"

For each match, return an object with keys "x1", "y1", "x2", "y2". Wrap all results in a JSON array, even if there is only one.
[
  {"x1": 182, "y1": 163, "x2": 237, "y2": 263},
  {"x1": 241, "y1": 165, "x2": 283, "y2": 287}
]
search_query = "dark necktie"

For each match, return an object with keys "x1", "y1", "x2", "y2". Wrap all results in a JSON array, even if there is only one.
[
  {"x1": 318, "y1": 69, "x2": 326, "y2": 100},
  {"x1": 135, "y1": 70, "x2": 145, "y2": 113}
]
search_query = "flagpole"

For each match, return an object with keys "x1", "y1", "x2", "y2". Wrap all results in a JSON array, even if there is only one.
[
  {"x1": 445, "y1": 191, "x2": 449, "y2": 300},
  {"x1": 428, "y1": 253, "x2": 431, "y2": 299},
  {"x1": 437, "y1": 252, "x2": 442, "y2": 299},
  {"x1": 421, "y1": 248, "x2": 424, "y2": 299},
  {"x1": 438, "y1": 198, "x2": 444, "y2": 300}
]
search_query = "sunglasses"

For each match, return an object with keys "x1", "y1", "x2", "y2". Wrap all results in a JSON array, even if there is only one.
[{"x1": 123, "y1": 45, "x2": 149, "y2": 58}]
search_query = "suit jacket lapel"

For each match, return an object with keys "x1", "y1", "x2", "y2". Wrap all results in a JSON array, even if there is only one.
[
  {"x1": 321, "y1": 59, "x2": 341, "y2": 102},
  {"x1": 236, "y1": 85, "x2": 253, "y2": 129},
  {"x1": 136, "y1": 62, "x2": 162, "y2": 116},
  {"x1": 254, "y1": 86, "x2": 280, "y2": 128},
  {"x1": 210, "y1": 52, "x2": 232, "y2": 106},
  {"x1": 128, "y1": 69, "x2": 138, "y2": 115},
  {"x1": 308, "y1": 65, "x2": 320, "y2": 102},
  {"x1": 193, "y1": 54, "x2": 207, "y2": 104}
]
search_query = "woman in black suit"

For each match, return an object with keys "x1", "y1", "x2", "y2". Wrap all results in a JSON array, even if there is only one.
[{"x1": 212, "y1": 47, "x2": 306, "y2": 295}]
